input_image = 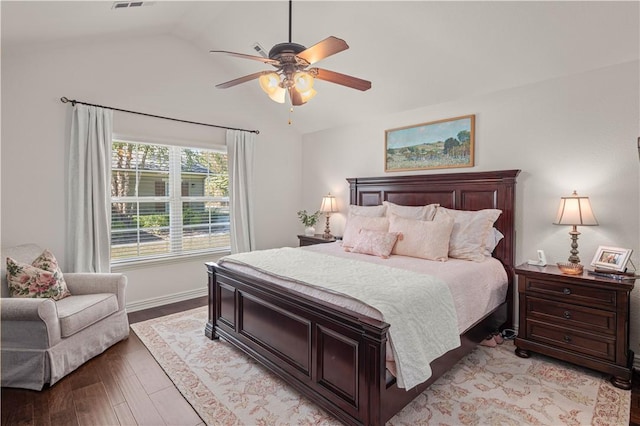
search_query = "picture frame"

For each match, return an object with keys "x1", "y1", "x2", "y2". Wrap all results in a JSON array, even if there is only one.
[
  {"x1": 385, "y1": 114, "x2": 475, "y2": 172},
  {"x1": 590, "y1": 246, "x2": 633, "y2": 272}
]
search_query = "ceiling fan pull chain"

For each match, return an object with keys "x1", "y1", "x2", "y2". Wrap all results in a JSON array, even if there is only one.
[{"x1": 288, "y1": 107, "x2": 294, "y2": 125}]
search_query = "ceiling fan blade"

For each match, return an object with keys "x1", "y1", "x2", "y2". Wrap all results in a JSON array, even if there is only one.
[
  {"x1": 313, "y1": 68, "x2": 372, "y2": 91},
  {"x1": 210, "y1": 50, "x2": 280, "y2": 65},
  {"x1": 288, "y1": 87, "x2": 305, "y2": 106},
  {"x1": 297, "y1": 36, "x2": 349, "y2": 65},
  {"x1": 216, "y1": 71, "x2": 265, "y2": 89}
]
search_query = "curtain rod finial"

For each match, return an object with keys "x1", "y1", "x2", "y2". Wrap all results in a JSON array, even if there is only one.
[{"x1": 60, "y1": 97, "x2": 76, "y2": 106}]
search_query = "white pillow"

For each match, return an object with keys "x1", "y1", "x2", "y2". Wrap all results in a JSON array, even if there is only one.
[
  {"x1": 342, "y1": 215, "x2": 390, "y2": 248},
  {"x1": 348, "y1": 204, "x2": 386, "y2": 217},
  {"x1": 435, "y1": 207, "x2": 502, "y2": 262},
  {"x1": 383, "y1": 201, "x2": 439, "y2": 221},
  {"x1": 388, "y1": 213, "x2": 454, "y2": 261},
  {"x1": 483, "y1": 228, "x2": 504, "y2": 256}
]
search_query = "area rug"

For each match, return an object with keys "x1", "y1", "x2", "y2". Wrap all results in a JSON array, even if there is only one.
[{"x1": 131, "y1": 307, "x2": 630, "y2": 425}]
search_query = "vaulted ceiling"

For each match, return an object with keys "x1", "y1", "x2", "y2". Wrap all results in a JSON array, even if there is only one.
[{"x1": 2, "y1": 1, "x2": 638, "y2": 134}]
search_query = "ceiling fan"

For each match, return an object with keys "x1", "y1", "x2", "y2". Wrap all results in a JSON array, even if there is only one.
[{"x1": 210, "y1": 0, "x2": 372, "y2": 106}]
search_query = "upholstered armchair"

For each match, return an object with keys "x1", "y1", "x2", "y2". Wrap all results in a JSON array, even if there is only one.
[{"x1": 1, "y1": 244, "x2": 129, "y2": 390}]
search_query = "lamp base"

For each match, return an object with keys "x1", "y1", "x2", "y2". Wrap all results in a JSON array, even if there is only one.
[
  {"x1": 322, "y1": 214, "x2": 333, "y2": 239},
  {"x1": 568, "y1": 227, "x2": 581, "y2": 264}
]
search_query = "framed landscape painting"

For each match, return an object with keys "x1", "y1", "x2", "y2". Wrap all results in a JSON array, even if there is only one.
[{"x1": 385, "y1": 115, "x2": 475, "y2": 172}]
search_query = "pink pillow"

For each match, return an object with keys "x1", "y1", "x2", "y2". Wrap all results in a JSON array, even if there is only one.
[
  {"x1": 389, "y1": 214, "x2": 454, "y2": 261},
  {"x1": 342, "y1": 216, "x2": 390, "y2": 248},
  {"x1": 348, "y1": 229, "x2": 400, "y2": 259},
  {"x1": 6, "y1": 249, "x2": 71, "y2": 300}
]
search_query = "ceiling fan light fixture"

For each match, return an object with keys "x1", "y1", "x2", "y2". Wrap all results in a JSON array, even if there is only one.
[
  {"x1": 259, "y1": 72, "x2": 286, "y2": 103},
  {"x1": 267, "y1": 87, "x2": 287, "y2": 103},
  {"x1": 259, "y1": 72, "x2": 281, "y2": 94},
  {"x1": 299, "y1": 88, "x2": 317, "y2": 103},
  {"x1": 293, "y1": 71, "x2": 314, "y2": 93}
]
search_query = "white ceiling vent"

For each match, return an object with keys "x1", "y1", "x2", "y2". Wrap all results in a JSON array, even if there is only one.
[
  {"x1": 112, "y1": 1, "x2": 154, "y2": 9},
  {"x1": 251, "y1": 42, "x2": 268, "y2": 58}
]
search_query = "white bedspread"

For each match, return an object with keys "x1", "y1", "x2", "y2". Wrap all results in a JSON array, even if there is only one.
[
  {"x1": 307, "y1": 242, "x2": 509, "y2": 334},
  {"x1": 220, "y1": 247, "x2": 461, "y2": 390}
]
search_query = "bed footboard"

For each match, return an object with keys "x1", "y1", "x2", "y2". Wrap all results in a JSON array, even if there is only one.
[
  {"x1": 205, "y1": 262, "x2": 390, "y2": 426},
  {"x1": 205, "y1": 262, "x2": 507, "y2": 425}
]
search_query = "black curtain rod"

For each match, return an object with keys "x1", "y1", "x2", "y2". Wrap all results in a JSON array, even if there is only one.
[{"x1": 60, "y1": 97, "x2": 260, "y2": 134}]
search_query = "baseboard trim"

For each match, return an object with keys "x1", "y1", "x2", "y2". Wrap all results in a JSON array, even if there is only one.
[{"x1": 126, "y1": 287, "x2": 208, "y2": 313}]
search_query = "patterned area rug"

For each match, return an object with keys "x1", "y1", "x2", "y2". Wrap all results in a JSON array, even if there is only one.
[{"x1": 131, "y1": 307, "x2": 630, "y2": 425}]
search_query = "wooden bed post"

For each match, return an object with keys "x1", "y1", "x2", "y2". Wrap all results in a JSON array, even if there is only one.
[
  {"x1": 205, "y1": 262, "x2": 218, "y2": 340},
  {"x1": 361, "y1": 322, "x2": 389, "y2": 426}
]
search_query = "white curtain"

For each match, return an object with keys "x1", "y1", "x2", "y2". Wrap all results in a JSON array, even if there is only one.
[
  {"x1": 66, "y1": 104, "x2": 113, "y2": 272},
  {"x1": 227, "y1": 129, "x2": 256, "y2": 253}
]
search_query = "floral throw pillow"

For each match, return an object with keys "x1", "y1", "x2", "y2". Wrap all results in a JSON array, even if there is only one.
[
  {"x1": 348, "y1": 229, "x2": 401, "y2": 259},
  {"x1": 6, "y1": 250, "x2": 71, "y2": 300}
]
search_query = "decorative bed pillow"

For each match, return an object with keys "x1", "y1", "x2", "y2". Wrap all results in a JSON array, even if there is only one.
[
  {"x1": 435, "y1": 207, "x2": 502, "y2": 262},
  {"x1": 342, "y1": 216, "x2": 390, "y2": 248},
  {"x1": 348, "y1": 204, "x2": 387, "y2": 217},
  {"x1": 383, "y1": 201, "x2": 439, "y2": 221},
  {"x1": 348, "y1": 229, "x2": 401, "y2": 259},
  {"x1": 6, "y1": 249, "x2": 71, "y2": 300},
  {"x1": 388, "y1": 213, "x2": 454, "y2": 261},
  {"x1": 483, "y1": 228, "x2": 504, "y2": 256}
]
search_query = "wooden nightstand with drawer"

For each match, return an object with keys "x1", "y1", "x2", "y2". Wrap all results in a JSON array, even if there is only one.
[
  {"x1": 297, "y1": 234, "x2": 336, "y2": 247},
  {"x1": 514, "y1": 263, "x2": 635, "y2": 389}
]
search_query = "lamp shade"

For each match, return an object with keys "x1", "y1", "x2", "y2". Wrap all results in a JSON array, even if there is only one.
[
  {"x1": 259, "y1": 73, "x2": 286, "y2": 103},
  {"x1": 259, "y1": 72, "x2": 280, "y2": 93},
  {"x1": 266, "y1": 87, "x2": 286, "y2": 103},
  {"x1": 293, "y1": 71, "x2": 314, "y2": 92},
  {"x1": 554, "y1": 191, "x2": 598, "y2": 226},
  {"x1": 299, "y1": 88, "x2": 317, "y2": 103},
  {"x1": 320, "y1": 193, "x2": 338, "y2": 213}
]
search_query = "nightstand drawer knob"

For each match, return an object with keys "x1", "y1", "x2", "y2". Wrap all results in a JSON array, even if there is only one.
[
  {"x1": 563, "y1": 310, "x2": 571, "y2": 319},
  {"x1": 563, "y1": 288, "x2": 571, "y2": 295},
  {"x1": 563, "y1": 335, "x2": 572, "y2": 343}
]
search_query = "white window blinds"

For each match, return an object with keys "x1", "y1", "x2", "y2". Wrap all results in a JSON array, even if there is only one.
[{"x1": 111, "y1": 141, "x2": 229, "y2": 263}]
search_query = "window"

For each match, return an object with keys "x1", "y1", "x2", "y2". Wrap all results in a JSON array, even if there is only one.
[{"x1": 111, "y1": 141, "x2": 230, "y2": 263}]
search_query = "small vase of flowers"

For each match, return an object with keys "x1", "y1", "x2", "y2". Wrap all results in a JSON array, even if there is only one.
[{"x1": 297, "y1": 210, "x2": 320, "y2": 236}]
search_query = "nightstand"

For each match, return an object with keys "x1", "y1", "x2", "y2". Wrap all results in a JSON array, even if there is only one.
[
  {"x1": 297, "y1": 234, "x2": 336, "y2": 247},
  {"x1": 514, "y1": 263, "x2": 635, "y2": 389}
]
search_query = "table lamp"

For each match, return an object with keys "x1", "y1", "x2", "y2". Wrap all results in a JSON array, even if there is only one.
[
  {"x1": 320, "y1": 193, "x2": 338, "y2": 239},
  {"x1": 553, "y1": 190, "x2": 598, "y2": 264}
]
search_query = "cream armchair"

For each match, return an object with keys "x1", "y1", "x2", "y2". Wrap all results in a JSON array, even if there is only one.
[{"x1": 1, "y1": 244, "x2": 129, "y2": 390}]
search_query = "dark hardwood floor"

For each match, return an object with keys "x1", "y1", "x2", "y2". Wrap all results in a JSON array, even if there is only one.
[{"x1": 2, "y1": 296, "x2": 639, "y2": 425}]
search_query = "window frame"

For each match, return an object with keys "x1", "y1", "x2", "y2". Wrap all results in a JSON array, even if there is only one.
[{"x1": 110, "y1": 139, "x2": 230, "y2": 266}]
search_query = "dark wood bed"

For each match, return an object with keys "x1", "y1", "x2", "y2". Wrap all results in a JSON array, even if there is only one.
[{"x1": 205, "y1": 169, "x2": 520, "y2": 425}]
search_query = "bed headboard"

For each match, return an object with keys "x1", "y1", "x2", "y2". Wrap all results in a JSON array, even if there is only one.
[{"x1": 346, "y1": 169, "x2": 520, "y2": 271}]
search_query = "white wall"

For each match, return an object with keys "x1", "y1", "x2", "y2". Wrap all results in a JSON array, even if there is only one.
[
  {"x1": 2, "y1": 30, "x2": 639, "y2": 364},
  {"x1": 1, "y1": 35, "x2": 303, "y2": 308},
  {"x1": 301, "y1": 61, "x2": 640, "y2": 361}
]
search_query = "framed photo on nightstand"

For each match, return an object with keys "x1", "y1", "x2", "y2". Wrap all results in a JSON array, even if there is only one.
[{"x1": 590, "y1": 246, "x2": 633, "y2": 272}]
